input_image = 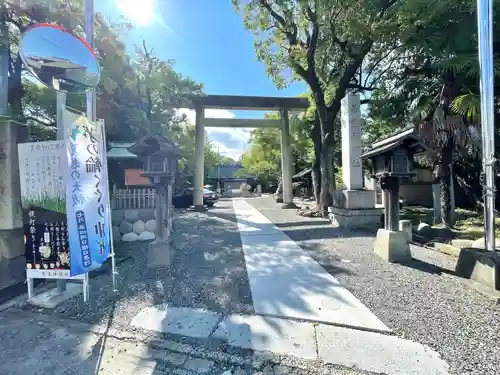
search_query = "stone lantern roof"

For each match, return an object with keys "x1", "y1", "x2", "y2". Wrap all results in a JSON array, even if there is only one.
[{"x1": 127, "y1": 134, "x2": 180, "y2": 159}]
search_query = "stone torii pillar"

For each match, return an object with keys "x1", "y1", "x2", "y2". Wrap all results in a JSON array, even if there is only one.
[
  {"x1": 193, "y1": 105, "x2": 205, "y2": 210},
  {"x1": 280, "y1": 108, "x2": 294, "y2": 207}
]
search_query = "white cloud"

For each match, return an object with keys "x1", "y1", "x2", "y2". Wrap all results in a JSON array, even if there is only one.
[{"x1": 175, "y1": 108, "x2": 251, "y2": 160}]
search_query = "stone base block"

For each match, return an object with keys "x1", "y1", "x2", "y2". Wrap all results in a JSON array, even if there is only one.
[
  {"x1": 456, "y1": 248, "x2": 500, "y2": 290},
  {"x1": 334, "y1": 189, "x2": 376, "y2": 210},
  {"x1": 28, "y1": 283, "x2": 82, "y2": 309},
  {"x1": 374, "y1": 229, "x2": 412, "y2": 263},
  {"x1": 148, "y1": 239, "x2": 173, "y2": 268},
  {"x1": 0, "y1": 227, "x2": 24, "y2": 260},
  {"x1": 328, "y1": 207, "x2": 382, "y2": 229},
  {"x1": 281, "y1": 202, "x2": 297, "y2": 209}
]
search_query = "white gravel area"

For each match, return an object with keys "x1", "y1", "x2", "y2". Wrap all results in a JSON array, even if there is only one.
[{"x1": 247, "y1": 196, "x2": 500, "y2": 375}]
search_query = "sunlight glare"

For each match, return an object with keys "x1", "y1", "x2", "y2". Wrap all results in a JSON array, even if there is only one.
[{"x1": 116, "y1": 0, "x2": 156, "y2": 26}]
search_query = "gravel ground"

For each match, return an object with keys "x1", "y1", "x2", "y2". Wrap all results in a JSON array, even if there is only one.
[
  {"x1": 21, "y1": 199, "x2": 253, "y2": 328},
  {"x1": 248, "y1": 196, "x2": 500, "y2": 375}
]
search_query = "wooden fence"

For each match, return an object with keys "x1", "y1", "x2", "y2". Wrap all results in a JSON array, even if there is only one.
[{"x1": 111, "y1": 186, "x2": 156, "y2": 209}]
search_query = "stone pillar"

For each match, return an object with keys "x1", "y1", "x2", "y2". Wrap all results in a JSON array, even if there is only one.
[
  {"x1": 193, "y1": 106, "x2": 205, "y2": 209},
  {"x1": 341, "y1": 94, "x2": 363, "y2": 190},
  {"x1": 280, "y1": 108, "x2": 293, "y2": 206},
  {"x1": 0, "y1": 120, "x2": 25, "y2": 257},
  {"x1": 328, "y1": 94, "x2": 381, "y2": 229},
  {"x1": 0, "y1": 120, "x2": 26, "y2": 290}
]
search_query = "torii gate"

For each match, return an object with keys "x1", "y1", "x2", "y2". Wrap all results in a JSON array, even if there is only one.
[{"x1": 187, "y1": 95, "x2": 309, "y2": 210}]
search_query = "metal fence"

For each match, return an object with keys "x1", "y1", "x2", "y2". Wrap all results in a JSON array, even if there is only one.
[{"x1": 111, "y1": 186, "x2": 156, "y2": 209}]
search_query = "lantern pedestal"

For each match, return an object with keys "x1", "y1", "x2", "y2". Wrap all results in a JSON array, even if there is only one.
[
  {"x1": 144, "y1": 176, "x2": 174, "y2": 268},
  {"x1": 328, "y1": 190, "x2": 382, "y2": 229},
  {"x1": 373, "y1": 173, "x2": 413, "y2": 263}
]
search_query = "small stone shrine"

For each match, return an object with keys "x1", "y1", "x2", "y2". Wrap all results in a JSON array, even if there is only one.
[
  {"x1": 361, "y1": 129, "x2": 428, "y2": 262},
  {"x1": 128, "y1": 135, "x2": 179, "y2": 268},
  {"x1": 328, "y1": 94, "x2": 381, "y2": 228}
]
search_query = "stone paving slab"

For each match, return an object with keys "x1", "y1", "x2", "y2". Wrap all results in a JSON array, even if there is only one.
[
  {"x1": 316, "y1": 324, "x2": 450, "y2": 375},
  {"x1": 232, "y1": 199, "x2": 390, "y2": 333},
  {"x1": 213, "y1": 314, "x2": 317, "y2": 360},
  {"x1": 130, "y1": 305, "x2": 222, "y2": 338}
]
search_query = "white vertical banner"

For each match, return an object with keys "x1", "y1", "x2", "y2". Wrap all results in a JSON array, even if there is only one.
[{"x1": 63, "y1": 109, "x2": 110, "y2": 276}]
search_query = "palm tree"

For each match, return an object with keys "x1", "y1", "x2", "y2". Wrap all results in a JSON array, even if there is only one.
[{"x1": 399, "y1": 55, "x2": 484, "y2": 227}]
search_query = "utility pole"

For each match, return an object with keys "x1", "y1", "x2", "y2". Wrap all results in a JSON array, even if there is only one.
[{"x1": 477, "y1": 0, "x2": 496, "y2": 252}]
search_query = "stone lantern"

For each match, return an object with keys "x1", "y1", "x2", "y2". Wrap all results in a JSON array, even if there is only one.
[
  {"x1": 361, "y1": 129, "x2": 428, "y2": 262},
  {"x1": 128, "y1": 135, "x2": 179, "y2": 268}
]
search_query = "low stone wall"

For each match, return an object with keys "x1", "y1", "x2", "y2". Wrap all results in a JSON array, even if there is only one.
[{"x1": 111, "y1": 208, "x2": 156, "y2": 243}]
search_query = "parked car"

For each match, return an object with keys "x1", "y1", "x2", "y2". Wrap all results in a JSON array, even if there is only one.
[{"x1": 172, "y1": 188, "x2": 219, "y2": 208}]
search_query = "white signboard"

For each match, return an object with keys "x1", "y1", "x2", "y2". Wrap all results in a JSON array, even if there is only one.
[{"x1": 18, "y1": 141, "x2": 71, "y2": 271}]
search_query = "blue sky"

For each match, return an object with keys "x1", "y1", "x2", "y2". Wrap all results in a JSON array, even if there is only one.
[{"x1": 96, "y1": 0, "x2": 307, "y2": 159}]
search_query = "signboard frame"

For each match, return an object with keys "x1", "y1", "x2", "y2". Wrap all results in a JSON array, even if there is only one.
[{"x1": 18, "y1": 139, "x2": 91, "y2": 301}]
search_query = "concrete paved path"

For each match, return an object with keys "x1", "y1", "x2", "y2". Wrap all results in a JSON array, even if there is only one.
[{"x1": 232, "y1": 198, "x2": 389, "y2": 332}]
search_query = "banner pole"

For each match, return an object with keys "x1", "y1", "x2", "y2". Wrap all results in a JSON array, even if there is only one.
[
  {"x1": 100, "y1": 120, "x2": 118, "y2": 292},
  {"x1": 85, "y1": 0, "x2": 117, "y2": 292},
  {"x1": 56, "y1": 91, "x2": 67, "y2": 294},
  {"x1": 83, "y1": 0, "x2": 95, "y2": 292}
]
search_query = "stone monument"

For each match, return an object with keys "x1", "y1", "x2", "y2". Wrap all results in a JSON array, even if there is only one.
[
  {"x1": 128, "y1": 135, "x2": 179, "y2": 268},
  {"x1": 328, "y1": 94, "x2": 381, "y2": 229},
  {"x1": 0, "y1": 120, "x2": 28, "y2": 290}
]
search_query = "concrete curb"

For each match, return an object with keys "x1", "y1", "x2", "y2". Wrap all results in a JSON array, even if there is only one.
[{"x1": 432, "y1": 242, "x2": 462, "y2": 257}]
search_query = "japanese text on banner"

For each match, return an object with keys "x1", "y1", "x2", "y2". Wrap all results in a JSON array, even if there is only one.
[{"x1": 64, "y1": 109, "x2": 110, "y2": 276}]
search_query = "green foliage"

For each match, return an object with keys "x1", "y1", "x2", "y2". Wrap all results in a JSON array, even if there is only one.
[
  {"x1": 3, "y1": 1, "x2": 202, "y2": 142},
  {"x1": 238, "y1": 111, "x2": 314, "y2": 185},
  {"x1": 170, "y1": 122, "x2": 224, "y2": 179},
  {"x1": 240, "y1": 127, "x2": 282, "y2": 184},
  {"x1": 451, "y1": 94, "x2": 481, "y2": 122}
]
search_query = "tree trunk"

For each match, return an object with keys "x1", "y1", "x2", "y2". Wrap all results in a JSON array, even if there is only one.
[
  {"x1": 316, "y1": 105, "x2": 336, "y2": 212},
  {"x1": 310, "y1": 113, "x2": 321, "y2": 204},
  {"x1": 319, "y1": 142, "x2": 335, "y2": 212},
  {"x1": 440, "y1": 140, "x2": 454, "y2": 227}
]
